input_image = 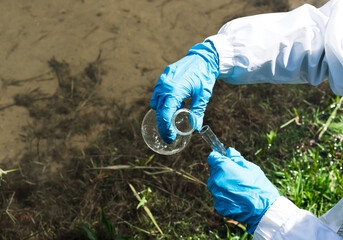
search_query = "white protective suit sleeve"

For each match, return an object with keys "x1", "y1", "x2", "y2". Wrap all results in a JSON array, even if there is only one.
[
  {"x1": 206, "y1": 1, "x2": 343, "y2": 238},
  {"x1": 252, "y1": 197, "x2": 343, "y2": 240},
  {"x1": 206, "y1": 0, "x2": 343, "y2": 96}
]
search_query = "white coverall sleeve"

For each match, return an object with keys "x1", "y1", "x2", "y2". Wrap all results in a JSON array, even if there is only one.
[
  {"x1": 253, "y1": 197, "x2": 343, "y2": 240},
  {"x1": 206, "y1": 0, "x2": 343, "y2": 96}
]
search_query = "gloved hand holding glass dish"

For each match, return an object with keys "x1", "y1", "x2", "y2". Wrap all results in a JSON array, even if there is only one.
[{"x1": 141, "y1": 0, "x2": 343, "y2": 238}]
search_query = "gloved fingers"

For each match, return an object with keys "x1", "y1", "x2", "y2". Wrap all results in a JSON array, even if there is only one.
[
  {"x1": 226, "y1": 147, "x2": 242, "y2": 157},
  {"x1": 208, "y1": 148, "x2": 258, "y2": 170},
  {"x1": 150, "y1": 78, "x2": 166, "y2": 111},
  {"x1": 190, "y1": 89, "x2": 211, "y2": 131},
  {"x1": 190, "y1": 109, "x2": 204, "y2": 131},
  {"x1": 226, "y1": 147, "x2": 260, "y2": 169},
  {"x1": 155, "y1": 95, "x2": 182, "y2": 144},
  {"x1": 226, "y1": 148, "x2": 249, "y2": 168},
  {"x1": 150, "y1": 93, "x2": 158, "y2": 110},
  {"x1": 207, "y1": 151, "x2": 245, "y2": 191},
  {"x1": 207, "y1": 150, "x2": 237, "y2": 169}
]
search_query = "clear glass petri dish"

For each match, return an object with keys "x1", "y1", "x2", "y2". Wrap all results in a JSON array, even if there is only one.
[{"x1": 141, "y1": 108, "x2": 196, "y2": 155}]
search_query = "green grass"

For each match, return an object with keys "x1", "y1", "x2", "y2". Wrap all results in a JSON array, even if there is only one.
[
  {"x1": 78, "y1": 89, "x2": 343, "y2": 240},
  {"x1": 268, "y1": 96, "x2": 343, "y2": 216},
  {"x1": 2, "y1": 57, "x2": 342, "y2": 239}
]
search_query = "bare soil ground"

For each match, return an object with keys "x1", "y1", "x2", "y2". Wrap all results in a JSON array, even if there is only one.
[{"x1": 0, "y1": 0, "x2": 329, "y2": 239}]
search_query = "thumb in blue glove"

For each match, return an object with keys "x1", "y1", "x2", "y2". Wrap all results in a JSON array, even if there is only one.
[
  {"x1": 207, "y1": 148, "x2": 280, "y2": 234},
  {"x1": 150, "y1": 40, "x2": 219, "y2": 144}
]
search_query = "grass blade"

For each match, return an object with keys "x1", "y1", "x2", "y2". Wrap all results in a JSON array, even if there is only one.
[
  {"x1": 101, "y1": 208, "x2": 113, "y2": 239},
  {"x1": 78, "y1": 224, "x2": 98, "y2": 240},
  {"x1": 318, "y1": 96, "x2": 343, "y2": 139},
  {"x1": 129, "y1": 183, "x2": 164, "y2": 236}
]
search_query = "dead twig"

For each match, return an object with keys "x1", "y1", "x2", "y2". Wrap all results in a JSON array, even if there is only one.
[
  {"x1": 6, "y1": 192, "x2": 16, "y2": 223},
  {"x1": 93, "y1": 165, "x2": 206, "y2": 186},
  {"x1": 0, "y1": 103, "x2": 15, "y2": 111},
  {"x1": 1, "y1": 71, "x2": 53, "y2": 87},
  {"x1": 82, "y1": 26, "x2": 99, "y2": 40},
  {"x1": 6, "y1": 43, "x2": 19, "y2": 59}
]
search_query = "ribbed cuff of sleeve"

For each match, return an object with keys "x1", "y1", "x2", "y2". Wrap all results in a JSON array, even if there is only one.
[{"x1": 205, "y1": 34, "x2": 234, "y2": 80}]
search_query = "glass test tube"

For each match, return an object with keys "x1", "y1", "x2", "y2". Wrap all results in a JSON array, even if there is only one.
[{"x1": 199, "y1": 125, "x2": 227, "y2": 156}]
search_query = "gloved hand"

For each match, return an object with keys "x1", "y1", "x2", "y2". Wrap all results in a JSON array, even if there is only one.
[
  {"x1": 150, "y1": 40, "x2": 219, "y2": 144},
  {"x1": 207, "y1": 148, "x2": 280, "y2": 234}
]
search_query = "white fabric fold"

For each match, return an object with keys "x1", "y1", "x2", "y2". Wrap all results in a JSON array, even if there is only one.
[
  {"x1": 207, "y1": 0, "x2": 343, "y2": 96},
  {"x1": 253, "y1": 197, "x2": 342, "y2": 239},
  {"x1": 320, "y1": 198, "x2": 343, "y2": 237}
]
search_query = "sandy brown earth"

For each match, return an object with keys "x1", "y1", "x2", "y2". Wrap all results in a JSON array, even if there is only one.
[
  {"x1": 0, "y1": 0, "x2": 240, "y2": 163},
  {"x1": 0, "y1": 0, "x2": 328, "y2": 165}
]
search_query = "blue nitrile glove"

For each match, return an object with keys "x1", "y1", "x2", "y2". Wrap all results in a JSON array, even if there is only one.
[
  {"x1": 207, "y1": 148, "x2": 280, "y2": 234},
  {"x1": 150, "y1": 40, "x2": 219, "y2": 144}
]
